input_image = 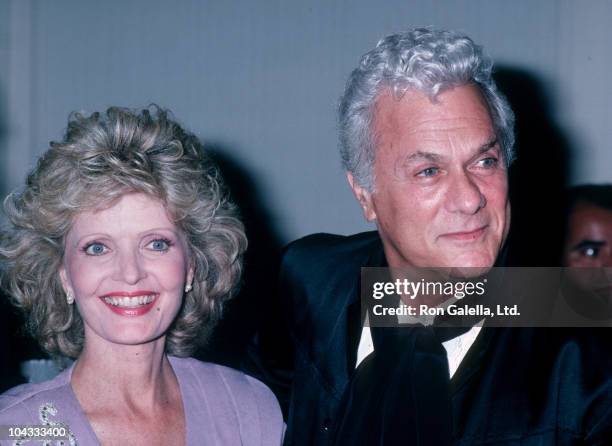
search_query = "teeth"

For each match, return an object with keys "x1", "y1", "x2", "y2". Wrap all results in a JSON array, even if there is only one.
[{"x1": 103, "y1": 294, "x2": 155, "y2": 308}]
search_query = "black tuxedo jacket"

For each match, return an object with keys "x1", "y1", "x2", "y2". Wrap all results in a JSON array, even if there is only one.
[{"x1": 280, "y1": 231, "x2": 612, "y2": 445}]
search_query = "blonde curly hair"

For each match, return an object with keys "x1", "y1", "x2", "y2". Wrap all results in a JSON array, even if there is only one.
[{"x1": 0, "y1": 106, "x2": 247, "y2": 358}]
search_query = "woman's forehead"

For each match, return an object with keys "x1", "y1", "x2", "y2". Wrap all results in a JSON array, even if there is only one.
[{"x1": 66, "y1": 193, "x2": 177, "y2": 240}]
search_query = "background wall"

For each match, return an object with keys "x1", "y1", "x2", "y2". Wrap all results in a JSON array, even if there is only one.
[{"x1": 1, "y1": 0, "x2": 611, "y2": 244}]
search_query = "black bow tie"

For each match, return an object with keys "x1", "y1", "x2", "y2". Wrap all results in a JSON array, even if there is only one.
[{"x1": 433, "y1": 325, "x2": 473, "y2": 342}]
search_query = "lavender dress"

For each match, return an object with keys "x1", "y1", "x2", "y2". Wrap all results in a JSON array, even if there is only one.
[{"x1": 0, "y1": 357, "x2": 284, "y2": 445}]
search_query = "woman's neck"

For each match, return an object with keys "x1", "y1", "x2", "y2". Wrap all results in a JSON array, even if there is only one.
[
  {"x1": 69, "y1": 337, "x2": 186, "y2": 445},
  {"x1": 71, "y1": 336, "x2": 177, "y2": 410}
]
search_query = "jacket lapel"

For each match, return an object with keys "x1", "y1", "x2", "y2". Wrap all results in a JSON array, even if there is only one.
[{"x1": 345, "y1": 241, "x2": 387, "y2": 374}]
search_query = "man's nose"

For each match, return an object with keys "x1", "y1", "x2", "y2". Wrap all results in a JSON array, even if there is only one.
[
  {"x1": 114, "y1": 249, "x2": 147, "y2": 284},
  {"x1": 446, "y1": 171, "x2": 485, "y2": 214}
]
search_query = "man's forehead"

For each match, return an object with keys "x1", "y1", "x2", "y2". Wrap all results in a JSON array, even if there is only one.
[
  {"x1": 372, "y1": 85, "x2": 498, "y2": 163},
  {"x1": 571, "y1": 203, "x2": 612, "y2": 226},
  {"x1": 373, "y1": 84, "x2": 493, "y2": 134}
]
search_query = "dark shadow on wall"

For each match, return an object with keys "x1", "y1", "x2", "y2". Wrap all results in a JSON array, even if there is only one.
[
  {"x1": 193, "y1": 144, "x2": 288, "y2": 370},
  {"x1": 495, "y1": 67, "x2": 573, "y2": 266}
]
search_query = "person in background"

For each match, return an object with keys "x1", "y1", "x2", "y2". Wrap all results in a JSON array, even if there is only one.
[
  {"x1": 0, "y1": 107, "x2": 283, "y2": 445},
  {"x1": 564, "y1": 184, "x2": 612, "y2": 267},
  {"x1": 561, "y1": 184, "x2": 612, "y2": 322}
]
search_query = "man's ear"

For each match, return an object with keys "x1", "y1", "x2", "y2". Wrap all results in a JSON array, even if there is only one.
[{"x1": 347, "y1": 172, "x2": 377, "y2": 222}]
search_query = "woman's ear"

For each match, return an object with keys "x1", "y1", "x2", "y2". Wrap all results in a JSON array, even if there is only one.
[
  {"x1": 186, "y1": 265, "x2": 195, "y2": 292},
  {"x1": 59, "y1": 266, "x2": 70, "y2": 293},
  {"x1": 59, "y1": 267, "x2": 75, "y2": 305}
]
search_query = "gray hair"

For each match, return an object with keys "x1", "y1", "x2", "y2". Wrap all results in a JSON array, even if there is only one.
[
  {"x1": 0, "y1": 106, "x2": 247, "y2": 358},
  {"x1": 339, "y1": 28, "x2": 515, "y2": 190}
]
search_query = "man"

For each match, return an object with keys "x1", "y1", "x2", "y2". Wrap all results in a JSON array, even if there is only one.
[
  {"x1": 276, "y1": 29, "x2": 611, "y2": 445},
  {"x1": 560, "y1": 184, "x2": 612, "y2": 322},
  {"x1": 563, "y1": 184, "x2": 612, "y2": 268}
]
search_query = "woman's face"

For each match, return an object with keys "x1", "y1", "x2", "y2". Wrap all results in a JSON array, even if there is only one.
[{"x1": 60, "y1": 193, "x2": 193, "y2": 350}]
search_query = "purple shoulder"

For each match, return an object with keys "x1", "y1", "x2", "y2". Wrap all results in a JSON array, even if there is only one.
[
  {"x1": 170, "y1": 357, "x2": 284, "y2": 444},
  {"x1": 0, "y1": 367, "x2": 73, "y2": 423},
  {"x1": 171, "y1": 356, "x2": 276, "y2": 400}
]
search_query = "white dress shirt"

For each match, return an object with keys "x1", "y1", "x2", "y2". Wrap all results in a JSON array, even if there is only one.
[{"x1": 356, "y1": 324, "x2": 483, "y2": 378}]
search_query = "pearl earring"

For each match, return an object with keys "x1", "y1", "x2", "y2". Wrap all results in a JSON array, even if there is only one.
[
  {"x1": 66, "y1": 290, "x2": 75, "y2": 305},
  {"x1": 185, "y1": 284, "x2": 193, "y2": 293}
]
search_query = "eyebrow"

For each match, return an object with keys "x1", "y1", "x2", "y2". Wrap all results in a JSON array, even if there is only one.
[
  {"x1": 476, "y1": 138, "x2": 499, "y2": 155},
  {"x1": 73, "y1": 228, "x2": 179, "y2": 244},
  {"x1": 403, "y1": 138, "x2": 499, "y2": 164},
  {"x1": 137, "y1": 227, "x2": 180, "y2": 237},
  {"x1": 404, "y1": 151, "x2": 443, "y2": 163},
  {"x1": 572, "y1": 240, "x2": 606, "y2": 251}
]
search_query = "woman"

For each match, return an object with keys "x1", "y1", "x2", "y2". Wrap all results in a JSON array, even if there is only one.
[{"x1": 0, "y1": 107, "x2": 283, "y2": 445}]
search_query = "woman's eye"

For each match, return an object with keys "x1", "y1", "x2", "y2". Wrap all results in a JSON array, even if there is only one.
[
  {"x1": 417, "y1": 167, "x2": 439, "y2": 177},
  {"x1": 147, "y1": 239, "x2": 171, "y2": 251},
  {"x1": 84, "y1": 243, "x2": 108, "y2": 256}
]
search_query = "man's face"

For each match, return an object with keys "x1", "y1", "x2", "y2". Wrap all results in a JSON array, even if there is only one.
[
  {"x1": 349, "y1": 84, "x2": 510, "y2": 269},
  {"x1": 563, "y1": 202, "x2": 612, "y2": 267},
  {"x1": 562, "y1": 202, "x2": 612, "y2": 316}
]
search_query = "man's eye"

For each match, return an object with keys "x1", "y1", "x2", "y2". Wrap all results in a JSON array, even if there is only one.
[
  {"x1": 417, "y1": 167, "x2": 439, "y2": 177},
  {"x1": 581, "y1": 246, "x2": 599, "y2": 258},
  {"x1": 146, "y1": 239, "x2": 171, "y2": 251},
  {"x1": 84, "y1": 243, "x2": 108, "y2": 256},
  {"x1": 477, "y1": 157, "x2": 498, "y2": 168}
]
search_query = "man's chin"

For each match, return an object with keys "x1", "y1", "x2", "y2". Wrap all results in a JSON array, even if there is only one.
[
  {"x1": 447, "y1": 265, "x2": 492, "y2": 279},
  {"x1": 443, "y1": 252, "x2": 497, "y2": 278}
]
